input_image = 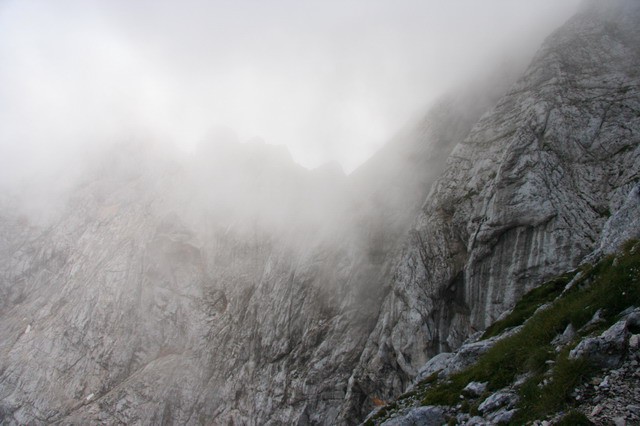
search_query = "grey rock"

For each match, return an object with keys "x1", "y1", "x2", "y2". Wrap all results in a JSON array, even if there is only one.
[
  {"x1": 613, "y1": 417, "x2": 627, "y2": 426},
  {"x1": 0, "y1": 141, "x2": 407, "y2": 425},
  {"x1": 571, "y1": 312, "x2": 640, "y2": 368},
  {"x1": 570, "y1": 320, "x2": 628, "y2": 368},
  {"x1": 462, "y1": 381, "x2": 488, "y2": 398},
  {"x1": 581, "y1": 309, "x2": 607, "y2": 332},
  {"x1": 2, "y1": 0, "x2": 640, "y2": 425},
  {"x1": 466, "y1": 416, "x2": 487, "y2": 426},
  {"x1": 478, "y1": 391, "x2": 518, "y2": 414},
  {"x1": 627, "y1": 311, "x2": 640, "y2": 330},
  {"x1": 441, "y1": 326, "x2": 524, "y2": 380},
  {"x1": 597, "y1": 183, "x2": 640, "y2": 256},
  {"x1": 488, "y1": 408, "x2": 518, "y2": 424},
  {"x1": 620, "y1": 306, "x2": 639, "y2": 318},
  {"x1": 343, "y1": 0, "x2": 640, "y2": 419},
  {"x1": 414, "y1": 352, "x2": 454, "y2": 383},
  {"x1": 627, "y1": 405, "x2": 640, "y2": 415},
  {"x1": 592, "y1": 404, "x2": 604, "y2": 416},
  {"x1": 552, "y1": 323, "x2": 576, "y2": 347},
  {"x1": 380, "y1": 406, "x2": 445, "y2": 426},
  {"x1": 456, "y1": 412, "x2": 471, "y2": 424}
]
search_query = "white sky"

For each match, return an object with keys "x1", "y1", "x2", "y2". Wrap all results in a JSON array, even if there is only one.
[{"x1": 0, "y1": 0, "x2": 580, "y2": 182}]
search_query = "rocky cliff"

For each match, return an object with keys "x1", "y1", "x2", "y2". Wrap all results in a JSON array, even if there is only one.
[
  {"x1": 341, "y1": 0, "x2": 640, "y2": 420},
  {"x1": 363, "y1": 213, "x2": 640, "y2": 425},
  {"x1": 0, "y1": 73, "x2": 498, "y2": 424},
  {"x1": 1, "y1": 1, "x2": 639, "y2": 425}
]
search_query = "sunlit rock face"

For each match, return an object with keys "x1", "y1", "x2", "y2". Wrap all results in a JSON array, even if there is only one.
[
  {"x1": 1, "y1": 1, "x2": 639, "y2": 425},
  {"x1": 341, "y1": 0, "x2": 640, "y2": 420}
]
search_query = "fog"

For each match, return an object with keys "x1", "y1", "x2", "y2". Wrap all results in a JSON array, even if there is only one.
[{"x1": 0, "y1": 0, "x2": 579, "y2": 195}]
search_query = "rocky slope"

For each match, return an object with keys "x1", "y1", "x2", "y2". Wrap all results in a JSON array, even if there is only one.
[
  {"x1": 364, "y1": 226, "x2": 640, "y2": 425},
  {"x1": 341, "y1": 0, "x2": 640, "y2": 420},
  {"x1": 1, "y1": 1, "x2": 639, "y2": 425}
]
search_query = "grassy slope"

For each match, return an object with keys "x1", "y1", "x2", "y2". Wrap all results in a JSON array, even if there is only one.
[{"x1": 367, "y1": 240, "x2": 640, "y2": 425}]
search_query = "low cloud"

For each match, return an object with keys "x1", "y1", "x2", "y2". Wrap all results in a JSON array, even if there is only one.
[{"x1": 0, "y1": 0, "x2": 580, "y2": 190}]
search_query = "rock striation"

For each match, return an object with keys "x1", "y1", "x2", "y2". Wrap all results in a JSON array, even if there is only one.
[
  {"x1": 342, "y1": 0, "x2": 640, "y2": 419},
  {"x1": 0, "y1": 71, "x2": 502, "y2": 424},
  {"x1": 1, "y1": 0, "x2": 640, "y2": 425}
]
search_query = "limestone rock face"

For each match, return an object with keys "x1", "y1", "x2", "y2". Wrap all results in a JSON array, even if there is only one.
[
  {"x1": 0, "y1": 70, "x2": 499, "y2": 424},
  {"x1": 342, "y1": 0, "x2": 640, "y2": 419},
  {"x1": 597, "y1": 183, "x2": 640, "y2": 256},
  {"x1": 1, "y1": 1, "x2": 640, "y2": 425}
]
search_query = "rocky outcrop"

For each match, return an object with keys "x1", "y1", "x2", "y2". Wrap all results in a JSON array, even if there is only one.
[
  {"x1": 380, "y1": 406, "x2": 444, "y2": 426},
  {"x1": 570, "y1": 309, "x2": 640, "y2": 368},
  {"x1": 597, "y1": 183, "x2": 640, "y2": 256},
  {"x1": 343, "y1": 0, "x2": 640, "y2": 419}
]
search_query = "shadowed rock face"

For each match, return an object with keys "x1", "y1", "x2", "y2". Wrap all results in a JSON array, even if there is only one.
[
  {"x1": 1, "y1": 1, "x2": 639, "y2": 425},
  {"x1": 341, "y1": 0, "x2": 640, "y2": 420}
]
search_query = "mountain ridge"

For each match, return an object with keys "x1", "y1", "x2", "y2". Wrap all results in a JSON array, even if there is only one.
[{"x1": 1, "y1": 1, "x2": 639, "y2": 424}]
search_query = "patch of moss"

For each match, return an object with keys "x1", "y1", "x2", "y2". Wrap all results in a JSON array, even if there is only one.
[
  {"x1": 556, "y1": 410, "x2": 594, "y2": 425},
  {"x1": 468, "y1": 398, "x2": 482, "y2": 417},
  {"x1": 512, "y1": 353, "x2": 593, "y2": 423}
]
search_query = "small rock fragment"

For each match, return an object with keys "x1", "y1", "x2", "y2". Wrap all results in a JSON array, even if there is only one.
[
  {"x1": 462, "y1": 381, "x2": 488, "y2": 397},
  {"x1": 570, "y1": 320, "x2": 628, "y2": 368},
  {"x1": 613, "y1": 417, "x2": 626, "y2": 426},
  {"x1": 591, "y1": 405, "x2": 603, "y2": 416},
  {"x1": 552, "y1": 323, "x2": 576, "y2": 347},
  {"x1": 627, "y1": 404, "x2": 640, "y2": 415},
  {"x1": 489, "y1": 408, "x2": 517, "y2": 424},
  {"x1": 629, "y1": 334, "x2": 640, "y2": 349},
  {"x1": 478, "y1": 391, "x2": 518, "y2": 413},
  {"x1": 381, "y1": 406, "x2": 444, "y2": 426},
  {"x1": 466, "y1": 416, "x2": 486, "y2": 426}
]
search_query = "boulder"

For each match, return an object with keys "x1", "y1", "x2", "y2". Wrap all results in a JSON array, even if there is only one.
[
  {"x1": 462, "y1": 381, "x2": 488, "y2": 398},
  {"x1": 381, "y1": 406, "x2": 445, "y2": 426},
  {"x1": 478, "y1": 391, "x2": 518, "y2": 414},
  {"x1": 569, "y1": 313, "x2": 639, "y2": 368}
]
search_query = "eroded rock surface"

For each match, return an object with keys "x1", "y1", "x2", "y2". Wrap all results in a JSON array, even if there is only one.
[
  {"x1": 343, "y1": 0, "x2": 640, "y2": 419},
  {"x1": 0, "y1": 71, "x2": 502, "y2": 425},
  {"x1": 1, "y1": 1, "x2": 640, "y2": 424}
]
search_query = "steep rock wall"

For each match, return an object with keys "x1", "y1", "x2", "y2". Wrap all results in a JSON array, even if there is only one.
[
  {"x1": 0, "y1": 78, "x2": 501, "y2": 424},
  {"x1": 342, "y1": 0, "x2": 640, "y2": 420}
]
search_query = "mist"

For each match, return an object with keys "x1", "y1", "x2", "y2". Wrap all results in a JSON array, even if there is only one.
[
  {"x1": 6, "y1": 2, "x2": 640, "y2": 424},
  {"x1": 0, "y1": 0, "x2": 579, "y2": 194}
]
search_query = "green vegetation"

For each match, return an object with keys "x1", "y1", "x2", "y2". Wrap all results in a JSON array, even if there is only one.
[
  {"x1": 363, "y1": 402, "x2": 398, "y2": 426},
  {"x1": 370, "y1": 239, "x2": 640, "y2": 425},
  {"x1": 482, "y1": 271, "x2": 577, "y2": 339},
  {"x1": 515, "y1": 353, "x2": 594, "y2": 421},
  {"x1": 556, "y1": 410, "x2": 594, "y2": 425}
]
